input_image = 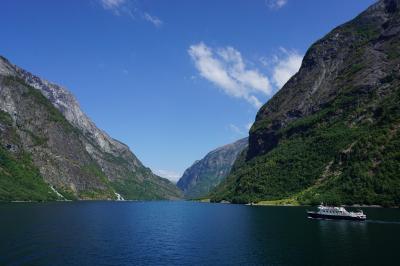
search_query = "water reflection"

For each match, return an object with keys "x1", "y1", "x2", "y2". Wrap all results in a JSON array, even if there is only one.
[{"x1": 316, "y1": 218, "x2": 368, "y2": 236}]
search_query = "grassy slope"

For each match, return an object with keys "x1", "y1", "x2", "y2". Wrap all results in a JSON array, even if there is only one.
[
  {"x1": 111, "y1": 165, "x2": 182, "y2": 200},
  {"x1": 0, "y1": 110, "x2": 59, "y2": 201},
  {"x1": 211, "y1": 80, "x2": 400, "y2": 206},
  {"x1": 0, "y1": 146, "x2": 58, "y2": 201}
]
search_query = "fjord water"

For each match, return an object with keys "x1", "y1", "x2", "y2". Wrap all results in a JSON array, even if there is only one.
[{"x1": 0, "y1": 202, "x2": 399, "y2": 265}]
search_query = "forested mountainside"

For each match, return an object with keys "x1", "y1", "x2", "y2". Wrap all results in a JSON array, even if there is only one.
[
  {"x1": 0, "y1": 56, "x2": 182, "y2": 201},
  {"x1": 211, "y1": 0, "x2": 400, "y2": 206}
]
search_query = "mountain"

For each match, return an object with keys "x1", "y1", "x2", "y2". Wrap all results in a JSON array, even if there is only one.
[
  {"x1": 0, "y1": 56, "x2": 182, "y2": 201},
  {"x1": 211, "y1": 0, "x2": 400, "y2": 206},
  {"x1": 177, "y1": 138, "x2": 248, "y2": 199}
]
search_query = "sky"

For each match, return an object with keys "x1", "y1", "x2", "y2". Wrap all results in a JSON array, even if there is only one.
[{"x1": 0, "y1": 0, "x2": 376, "y2": 182}]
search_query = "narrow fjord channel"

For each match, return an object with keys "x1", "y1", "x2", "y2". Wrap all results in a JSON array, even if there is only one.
[{"x1": 0, "y1": 202, "x2": 399, "y2": 265}]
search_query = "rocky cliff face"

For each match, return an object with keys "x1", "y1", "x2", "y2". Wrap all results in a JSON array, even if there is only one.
[
  {"x1": 211, "y1": 0, "x2": 400, "y2": 206},
  {"x1": 177, "y1": 138, "x2": 248, "y2": 198},
  {"x1": 0, "y1": 56, "x2": 182, "y2": 201}
]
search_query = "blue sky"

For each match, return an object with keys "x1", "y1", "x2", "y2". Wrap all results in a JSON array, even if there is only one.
[{"x1": 1, "y1": 0, "x2": 375, "y2": 182}]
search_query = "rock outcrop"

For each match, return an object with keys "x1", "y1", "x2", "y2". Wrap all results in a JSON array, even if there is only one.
[{"x1": 0, "y1": 56, "x2": 182, "y2": 201}]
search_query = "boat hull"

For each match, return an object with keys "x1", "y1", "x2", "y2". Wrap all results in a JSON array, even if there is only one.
[{"x1": 307, "y1": 211, "x2": 366, "y2": 221}]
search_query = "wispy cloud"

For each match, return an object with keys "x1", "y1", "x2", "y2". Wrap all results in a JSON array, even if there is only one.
[
  {"x1": 99, "y1": 0, "x2": 162, "y2": 27},
  {"x1": 100, "y1": 0, "x2": 128, "y2": 16},
  {"x1": 143, "y1": 12, "x2": 163, "y2": 27},
  {"x1": 246, "y1": 122, "x2": 253, "y2": 131},
  {"x1": 265, "y1": 0, "x2": 288, "y2": 9},
  {"x1": 153, "y1": 169, "x2": 181, "y2": 183},
  {"x1": 101, "y1": 0, "x2": 125, "y2": 10},
  {"x1": 229, "y1": 124, "x2": 246, "y2": 136},
  {"x1": 259, "y1": 56, "x2": 269, "y2": 67},
  {"x1": 188, "y1": 43, "x2": 272, "y2": 108},
  {"x1": 188, "y1": 43, "x2": 302, "y2": 108},
  {"x1": 229, "y1": 122, "x2": 254, "y2": 136}
]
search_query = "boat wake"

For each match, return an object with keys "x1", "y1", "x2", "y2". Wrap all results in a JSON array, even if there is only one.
[
  {"x1": 365, "y1": 220, "x2": 400, "y2": 225},
  {"x1": 308, "y1": 217, "x2": 400, "y2": 225}
]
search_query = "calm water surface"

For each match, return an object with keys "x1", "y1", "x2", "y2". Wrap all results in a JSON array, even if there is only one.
[{"x1": 0, "y1": 201, "x2": 399, "y2": 265}]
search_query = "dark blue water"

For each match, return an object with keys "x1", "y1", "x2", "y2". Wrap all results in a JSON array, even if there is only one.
[{"x1": 0, "y1": 201, "x2": 399, "y2": 265}]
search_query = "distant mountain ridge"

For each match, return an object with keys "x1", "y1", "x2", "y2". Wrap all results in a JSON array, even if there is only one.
[
  {"x1": 0, "y1": 56, "x2": 182, "y2": 201},
  {"x1": 177, "y1": 138, "x2": 248, "y2": 198},
  {"x1": 211, "y1": 0, "x2": 400, "y2": 206}
]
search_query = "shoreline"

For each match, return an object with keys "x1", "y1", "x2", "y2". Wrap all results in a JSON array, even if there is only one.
[
  {"x1": 1, "y1": 199, "x2": 398, "y2": 208},
  {"x1": 193, "y1": 199, "x2": 398, "y2": 208},
  {"x1": 1, "y1": 198, "x2": 184, "y2": 204}
]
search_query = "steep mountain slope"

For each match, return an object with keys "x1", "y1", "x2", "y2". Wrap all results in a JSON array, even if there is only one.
[
  {"x1": 177, "y1": 138, "x2": 248, "y2": 198},
  {"x1": 0, "y1": 56, "x2": 182, "y2": 201},
  {"x1": 211, "y1": 0, "x2": 400, "y2": 206}
]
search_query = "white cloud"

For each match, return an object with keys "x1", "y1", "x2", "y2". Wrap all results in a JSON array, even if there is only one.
[
  {"x1": 188, "y1": 43, "x2": 272, "y2": 108},
  {"x1": 99, "y1": 0, "x2": 162, "y2": 27},
  {"x1": 266, "y1": 0, "x2": 288, "y2": 9},
  {"x1": 246, "y1": 122, "x2": 253, "y2": 131},
  {"x1": 272, "y1": 49, "x2": 302, "y2": 88},
  {"x1": 101, "y1": 0, "x2": 125, "y2": 9},
  {"x1": 229, "y1": 124, "x2": 246, "y2": 136},
  {"x1": 153, "y1": 169, "x2": 182, "y2": 183},
  {"x1": 100, "y1": 0, "x2": 126, "y2": 15},
  {"x1": 259, "y1": 56, "x2": 269, "y2": 67},
  {"x1": 143, "y1": 13, "x2": 163, "y2": 27},
  {"x1": 229, "y1": 123, "x2": 254, "y2": 136}
]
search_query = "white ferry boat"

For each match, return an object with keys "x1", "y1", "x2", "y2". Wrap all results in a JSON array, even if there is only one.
[{"x1": 307, "y1": 204, "x2": 366, "y2": 221}]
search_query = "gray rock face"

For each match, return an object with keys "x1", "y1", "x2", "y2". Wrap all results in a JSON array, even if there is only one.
[
  {"x1": 0, "y1": 57, "x2": 137, "y2": 164},
  {"x1": 0, "y1": 56, "x2": 182, "y2": 200},
  {"x1": 177, "y1": 138, "x2": 248, "y2": 198},
  {"x1": 248, "y1": 0, "x2": 399, "y2": 159}
]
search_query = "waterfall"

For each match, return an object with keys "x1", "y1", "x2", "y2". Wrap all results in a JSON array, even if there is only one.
[
  {"x1": 114, "y1": 192, "x2": 125, "y2": 201},
  {"x1": 50, "y1": 186, "x2": 66, "y2": 200}
]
